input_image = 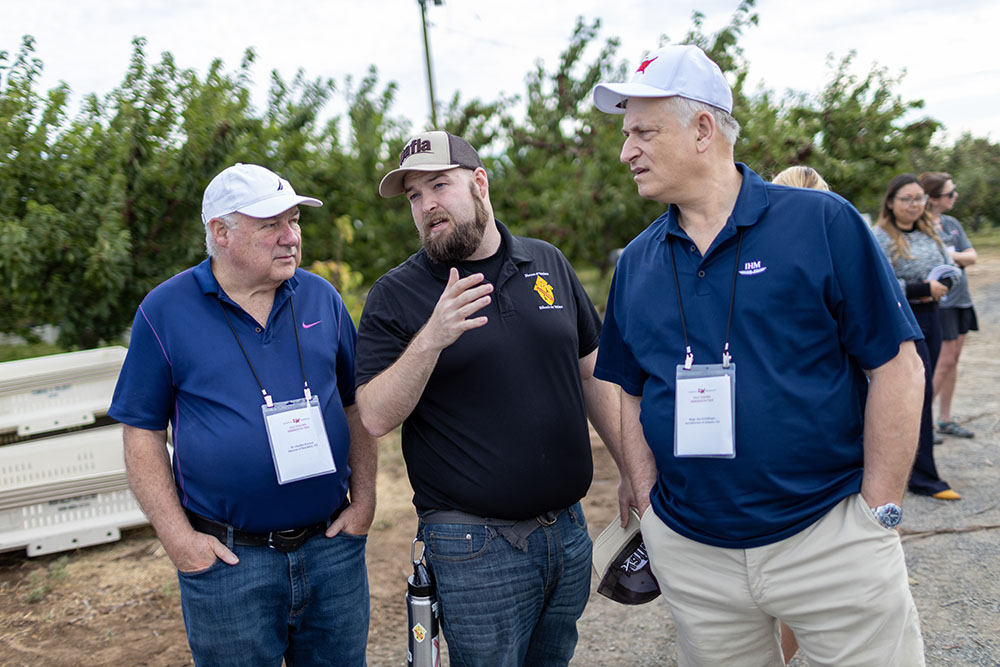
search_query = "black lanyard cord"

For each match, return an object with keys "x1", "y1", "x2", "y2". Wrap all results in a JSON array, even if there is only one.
[
  {"x1": 669, "y1": 227, "x2": 745, "y2": 369},
  {"x1": 218, "y1": 294, "x2": 311, "y2": 407},
  {"x1": 722, "y1": 230, "x2": 745, "y2": 367},
  {"x1": 219, "y1": 301, "x2": 271, "y2": 405},
  {"x1": 668, "y1": 239, "x2": 694, "y2": 369},
  {"x1": 287, "y1": 297, "x2": 312, "y2": 400}
]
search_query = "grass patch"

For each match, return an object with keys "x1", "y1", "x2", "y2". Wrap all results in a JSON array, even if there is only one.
[
  {"x1": 0, "y1": 342, "x2": 66, "y2": 363},
  {"x1": 968, "y1": 227, "x2": 1000, "y2": 250},
  {"x1": 25, "y1": 556, "x2": 70, "y2": 603}
]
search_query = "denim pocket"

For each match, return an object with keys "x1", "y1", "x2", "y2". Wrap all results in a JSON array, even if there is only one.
[
  {"x1": 425, "y1": 524, "x2": 492, "y2": 562},
  {"x1": 177, "y1": 557, "x2": 224, "y2": 578},
  {"x1": 336, "y1": 529, "x2": 369, "y2": 541},
  {"x1": 566, "y1": 502, "x2": 587, "y2": 531}
]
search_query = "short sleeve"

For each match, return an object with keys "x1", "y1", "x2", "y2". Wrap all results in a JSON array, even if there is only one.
[
  {"x1": 560, "y1": 251, "x2": 602, "y2": 357},
  {"x1": 949, "y1": 217, "x2": 973, "y2": 252},
  {"x1": 354, "y1": 281, "x2": 414, "y2": 388},
  {"x1": 334, "y1": 299, "x2": 359, "y2": 406},
  {"x1": 108, "y1": 303, "x2": 176, "y2": 430},
  {"x1": 827, "y1": 209, "x2": 921, "y2": 370},
  {"x1": 594, "y1": 268, "x2": 647, "y2": 396}
]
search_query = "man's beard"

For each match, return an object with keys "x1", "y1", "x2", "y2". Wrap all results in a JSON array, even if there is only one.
[{"x1": 420, "y1": 182, "x2": 490, "y2": 264}]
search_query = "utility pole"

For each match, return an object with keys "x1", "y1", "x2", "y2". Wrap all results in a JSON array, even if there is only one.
[{"x1": 418, "y1": 0, "x2": 442, "y2": 128}]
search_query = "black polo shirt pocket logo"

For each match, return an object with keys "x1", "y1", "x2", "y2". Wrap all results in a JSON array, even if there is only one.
[
  {"x1": 533, "y1": 275, "x2": 555, "y2": 305},
  {"x1": 524, "y1": 271, "x2": 563, "y2": 310}
]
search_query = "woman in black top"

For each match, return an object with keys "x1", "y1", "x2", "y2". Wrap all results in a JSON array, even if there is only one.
[{"x1": 873, "y1": 174, "x2": 960, "y2": 500}]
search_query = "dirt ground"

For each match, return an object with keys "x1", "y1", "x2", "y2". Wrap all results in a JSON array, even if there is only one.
[{"x1": 2, "y1": 251, "x2": 999, "y2": 666}]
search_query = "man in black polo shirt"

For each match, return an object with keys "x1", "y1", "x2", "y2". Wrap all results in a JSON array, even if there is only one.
[{"x1": 355, "y1": 130, "x2": 625, "y2": 666}]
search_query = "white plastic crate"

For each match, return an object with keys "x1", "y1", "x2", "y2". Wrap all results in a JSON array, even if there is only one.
[
  {"x1": 0, "y1": 347, "x2": 127, "y2": 438},
  {"x1": 0, "y1": 347, "x2": 150, "y2": 556}
]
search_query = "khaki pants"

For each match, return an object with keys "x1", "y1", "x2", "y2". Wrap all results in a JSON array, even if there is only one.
[{"x1": 641, "y1": 495, "x2": 924, "y2": 666}]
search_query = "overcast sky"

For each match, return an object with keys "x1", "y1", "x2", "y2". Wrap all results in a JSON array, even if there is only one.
[{"x1": 3, "y1": 0, "x2": 998, "y2": 143}]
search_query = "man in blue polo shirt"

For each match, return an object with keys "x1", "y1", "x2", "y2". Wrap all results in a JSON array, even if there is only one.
[
  {"x1": 109, "y1": 164, "x2": 376, "y2": 666},
  {"x1": 591, "y1": 45, "x2": 927, "y2": 665}
]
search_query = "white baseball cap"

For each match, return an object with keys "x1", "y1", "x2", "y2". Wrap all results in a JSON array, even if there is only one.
[
  {"x1": 592, "y1": 507, "x2": 661, "y2": 605},
  {"x1": 201, "y1": 163, "x2": 322, "y2": 224},
  {"x1": 593, "y1": 44, "x2": 733, "y2": 115},
  {"x1": 379, "y1": 130, "x2": 485, "y2": 198}
]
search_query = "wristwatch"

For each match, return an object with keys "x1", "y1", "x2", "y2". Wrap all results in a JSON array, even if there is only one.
[{"x1": 872, "y1": 503, "x2": 902, "y2": 529}]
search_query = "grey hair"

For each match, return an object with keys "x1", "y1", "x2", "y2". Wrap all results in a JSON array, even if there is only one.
[
  {"x1": 664, "y1": 96, "x2": 741, "y2": 146},
  {"x1": 205, "y1": 212, "x2": 241, "y2": 258}
]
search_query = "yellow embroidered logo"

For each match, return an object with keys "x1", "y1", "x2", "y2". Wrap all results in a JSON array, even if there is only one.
[{"x1": 533, "y1": 276, "x2": 555, "y2": 305}]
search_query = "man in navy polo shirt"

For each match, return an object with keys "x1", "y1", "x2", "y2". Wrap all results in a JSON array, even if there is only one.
[
  {"x1": 354, "y1": 131, "x2": 626, "y2": 666},
  {"x1": 591, "y1": 46, "x2": 927, "y2": 665},
  {"x1": 109, "y1": 164, "x2": 376, "y2": 666}
]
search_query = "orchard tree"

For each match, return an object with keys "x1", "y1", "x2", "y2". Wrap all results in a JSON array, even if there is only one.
[
  {"x1": 466, "y1": 17, "x2": 663, "y2": 275},
  {"x1": 914, "y1": 133, "x2": 1000, "y2": 230}
]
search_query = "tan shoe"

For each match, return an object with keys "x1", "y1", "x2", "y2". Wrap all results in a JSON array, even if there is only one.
[{"x1": 931, "y1": 489, "x2": 962, "y2": 501}]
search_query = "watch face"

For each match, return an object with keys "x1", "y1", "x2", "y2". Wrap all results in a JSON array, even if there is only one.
[{"x1": 877, "y1": 504, "x2": 902, "y2": 528}]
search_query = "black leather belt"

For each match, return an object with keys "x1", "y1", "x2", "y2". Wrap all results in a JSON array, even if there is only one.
[
  {"x1": 186, "y1": 499, "x2": 348, "y2": 553},
  {"x1": 419, "y1": 508, "x2": 563, "y2": 527}
]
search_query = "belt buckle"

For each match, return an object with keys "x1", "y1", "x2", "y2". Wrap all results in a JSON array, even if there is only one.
[
  {"x1": 536, "y1": 511, "x2": 559, "y2": 527},
  {"x1": 268, "y1": 528, "x2": 308, "y2": 553}
]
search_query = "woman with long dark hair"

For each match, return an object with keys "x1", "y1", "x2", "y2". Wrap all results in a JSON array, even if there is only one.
[{"x1": 873, "y1": 174, "x2": 960, "y2": 500}]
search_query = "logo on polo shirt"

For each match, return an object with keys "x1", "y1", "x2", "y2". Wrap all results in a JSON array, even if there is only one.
[
  {"x1": 534, "y1": 276, "x2": 555, "y2": 305},
  {"x1": 525, "y1": 272, "x2": 563, "y2": 310},
  {"x1": 738, "y1": 260, "x2": 767, "y2": 276}
]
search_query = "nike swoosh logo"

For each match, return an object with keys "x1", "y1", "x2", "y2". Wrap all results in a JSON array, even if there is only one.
[{"x1": 302, "y1": 320, "x2": 322, "y2": 329}]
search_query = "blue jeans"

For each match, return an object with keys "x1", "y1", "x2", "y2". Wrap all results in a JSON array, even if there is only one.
[
  {"x1": 417, "y1": 502, "x2": 592, "y2": 667},
  {"x1": 177, "y1": 531, "x2": 369, "y2": 666}
]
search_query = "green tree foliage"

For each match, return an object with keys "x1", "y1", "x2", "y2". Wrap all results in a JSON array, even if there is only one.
[
  {"x1": 1, "y1": 37, "x2": 77, "y2": 340},
  {"x1": 0, "y1": 36, "x2": 402, "y2": 344},
  {"x1": 913, "y1": 133, "x2": 1000, "y2": 230},
  {"x1": 804, "y1": 54, "x2": 938, "y2": 214},
  {"x1": 461, "y1": 17, "x2": 664, "y2": 275},
  {"x1": 2, "y1": 4, "x2": 997, "y2": 348},
  {"x1": 309, "y1": 67, "x2": 413, "y2": 279},
  {"x1": 677, "y1": 1, "x2": 941, "y2": 216}
]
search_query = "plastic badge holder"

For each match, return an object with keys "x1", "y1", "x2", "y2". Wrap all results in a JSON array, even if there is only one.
[{"x1": 592, "y1": 507, "x2": 661, "y2": 605}]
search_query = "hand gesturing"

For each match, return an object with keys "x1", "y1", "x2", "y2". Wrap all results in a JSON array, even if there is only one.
[{"x1": 423, "y1": 268, "x2": 494, "y2": 351}]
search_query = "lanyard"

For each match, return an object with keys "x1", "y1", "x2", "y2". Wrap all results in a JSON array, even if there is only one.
[
  {"x1": 668, "y1": 228, "x2": 744, "y2": 370},
  {"x1": 218, "y1": 296, "x2": 311, "y2": 408}
]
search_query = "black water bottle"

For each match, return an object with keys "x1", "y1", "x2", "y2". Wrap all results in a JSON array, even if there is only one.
[{"x1": 406, "y1": 538, "x2": 440, "y2": 667}]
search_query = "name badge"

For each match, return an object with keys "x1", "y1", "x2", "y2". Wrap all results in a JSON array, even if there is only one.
[
  {"x1": 262, "y1": 395, "x2": 337, "y2": 485},
  {"x1": 674, "y1": 364, "x2": 736, "y2": 458}
]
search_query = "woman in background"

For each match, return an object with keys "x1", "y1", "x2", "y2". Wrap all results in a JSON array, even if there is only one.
[
  {"x1": 772, "y1": 165, "x2": 829, "y2": 191},
  {"x1": 919, "y1": 172, "x2": 978, "y2": 439},
  {"x1": 873, "y1": 174, "x2": 960, "y2": 500}
]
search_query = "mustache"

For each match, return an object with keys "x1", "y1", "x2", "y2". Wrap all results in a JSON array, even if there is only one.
[{"x1": 422, "y1": 212, "x2": 451, "y2": 227}]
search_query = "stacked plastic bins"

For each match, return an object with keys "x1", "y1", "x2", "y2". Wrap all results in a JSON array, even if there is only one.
[{"x1": 0, "y1": 347, "x2": 148, "y2": 556}]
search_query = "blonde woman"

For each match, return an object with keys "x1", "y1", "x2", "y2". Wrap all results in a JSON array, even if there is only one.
[
  {"x1": 873, "y1": 174, "x2": 960, "y2": 500},
  {"x1": 772, "y1": 165, "x2": 830, "y2": 191}
]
